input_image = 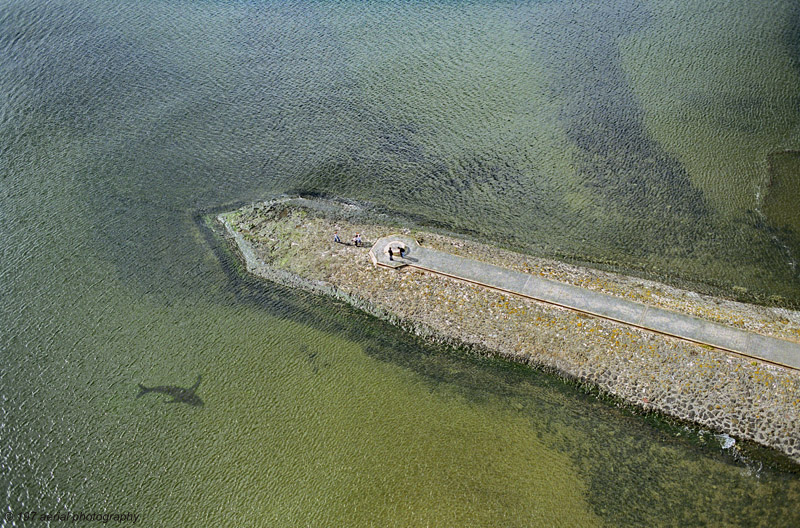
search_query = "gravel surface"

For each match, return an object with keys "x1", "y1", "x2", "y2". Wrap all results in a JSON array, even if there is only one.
[{"x1": 220, "y1": 198, "x2": 800, "y2": 464}]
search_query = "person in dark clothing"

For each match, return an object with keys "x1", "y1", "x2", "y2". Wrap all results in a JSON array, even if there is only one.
[{"x1": 388, "y1": 247, "x2": 394, "y2": 261}]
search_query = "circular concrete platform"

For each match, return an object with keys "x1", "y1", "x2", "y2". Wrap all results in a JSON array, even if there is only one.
[{"x1": 369, "y1": 234, "x2": 420, "y2": 268}]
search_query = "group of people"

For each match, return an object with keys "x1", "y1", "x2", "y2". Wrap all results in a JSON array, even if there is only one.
[
  {"x1": 332, "y1": 230, "x2": 405, "y2": 261},
  {"x1": 388, "y1": 245, "x2": 405, "y2": 261},
  {"x1": 333, "y1": 231, "x2": 362, "y2": 247}
]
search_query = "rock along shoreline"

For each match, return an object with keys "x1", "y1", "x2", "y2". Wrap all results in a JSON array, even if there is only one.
[{"x1": 217, "y1": 197, "x2": 800, "y2": 466}]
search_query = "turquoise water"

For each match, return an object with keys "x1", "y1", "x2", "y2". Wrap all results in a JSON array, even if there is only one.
[{"x1": 2, "y1": 0, "x2": 800, "y2": 526}]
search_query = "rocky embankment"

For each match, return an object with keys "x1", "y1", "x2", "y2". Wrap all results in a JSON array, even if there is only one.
[{"x1": 218, "y1": 198, "x2": 800, "y2": 464}]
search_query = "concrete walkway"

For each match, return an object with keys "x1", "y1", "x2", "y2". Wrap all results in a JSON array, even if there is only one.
[{"x1": 369, "y1": 235, "x2": 800, "y2": 371}]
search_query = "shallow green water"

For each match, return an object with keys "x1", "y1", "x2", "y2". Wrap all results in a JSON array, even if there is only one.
[{"x1": 2, "y1": 0, "x2": 800, "y2": 526}]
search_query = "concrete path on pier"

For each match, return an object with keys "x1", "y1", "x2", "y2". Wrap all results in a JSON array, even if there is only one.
[{"x1": 369, "y1": 235, "x2": 800, "y2": 371}]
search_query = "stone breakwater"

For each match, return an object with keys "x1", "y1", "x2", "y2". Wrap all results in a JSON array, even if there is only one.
[{"x1": 218, "y1": 198, "x2": 800, "y2": 464}]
